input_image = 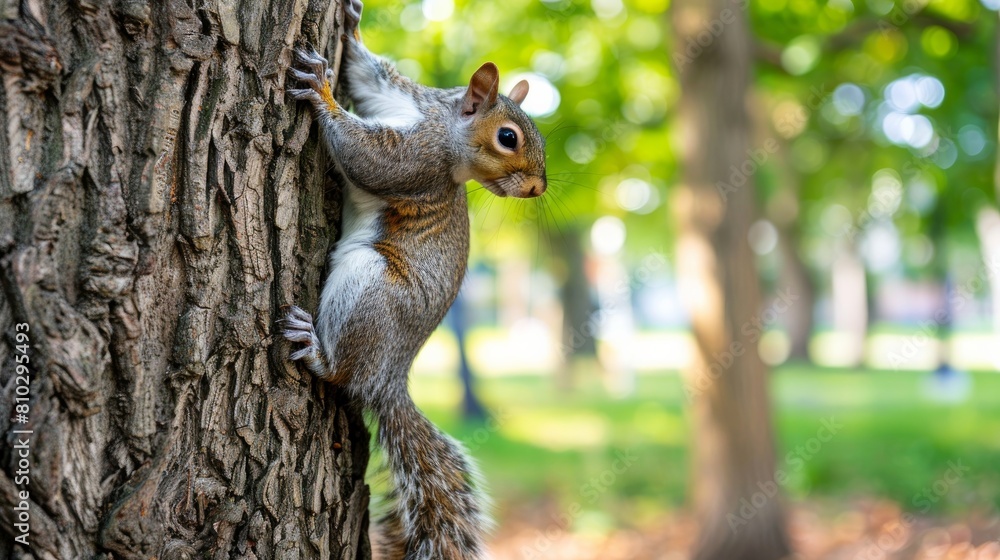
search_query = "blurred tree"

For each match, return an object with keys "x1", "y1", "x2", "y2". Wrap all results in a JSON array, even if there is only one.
[
  {"x1": 996, "y1": 11, "x2": 1000, "y2": 206},
  {"x1": 983, "y1": 12, "x2": 1000, "y2": 349},
  {"x1": 448, "y1": 292, "x2": 487, "y2": 420},
  {"x1": 555, "y1": 226, "x2": 598, "y2": 390},
  {"x1": 756, "y1": 113, "x2": 816, "y2": 363},
  {"x1": 750, "y1": 0, "x2": 997, "y2": 371},
  {"x1": 671, "y1": 1, "x2": 791, "y2": 558},
  {"x1": 0, "y1": 1, "x2": 371, "y2": 558}
]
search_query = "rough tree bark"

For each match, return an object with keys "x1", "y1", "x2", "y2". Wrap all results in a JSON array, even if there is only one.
[
  {"x1": 0, "y1": 0, "x2": 371, "y2": 558},
  {"x1": 671, "y1": 1, "x2": 792, "y2": 558}
]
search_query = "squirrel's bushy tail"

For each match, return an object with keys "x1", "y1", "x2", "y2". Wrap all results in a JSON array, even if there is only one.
[{"x1": 373, "y1": 397, "x2": 489, "y2": 560}]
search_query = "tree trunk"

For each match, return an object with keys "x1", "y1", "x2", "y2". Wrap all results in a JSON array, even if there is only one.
[
  {"x1": 977, "y1": 209, "x2": 1000, "y2": 334},
  {"x1": 671, "y1": 1, "x2": 791, "y2": 558},
  {"x1": 767, "y1": 145, "x2": 814, "y2": 364},
  {"x1": 0, "y1": 1, "x2": 371, "y2": 558},
  {"x1": 447, "y1": 293, "x2": 486, "y2": 421},
  {"x1": 988, "y1": 13, "x2": 1000, "y2": 342},
  {"x1": 556, "y1": 226, "x2": 596, "y2": 391},
  {"x1": 996, "y1": 11, "x2": 1000, "y2": 205},
  {"x1": 777, "y1": 232, "x2": 815, "y2": 362}
]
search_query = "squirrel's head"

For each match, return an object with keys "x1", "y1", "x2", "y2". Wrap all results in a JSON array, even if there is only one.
[{"x1": 458, "y1": 62, "x2": 546, "y2": 199}]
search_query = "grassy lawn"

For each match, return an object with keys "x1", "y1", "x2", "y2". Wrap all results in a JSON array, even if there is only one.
[{"x1": 395, "y1": 367, "x2": 1000, "y2": 529}]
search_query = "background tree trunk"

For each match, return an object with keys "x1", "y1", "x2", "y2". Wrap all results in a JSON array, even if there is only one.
[
  {"x1": 776, "y1": 232, "x2": 815, "y2": 362},
  {"x1": 0, "y1": 1, "x2": 372, "y2": 558},
  {"x1": 671, "y1": 1, "x2": 792, "y2": 558},
  {"x1": 556, "y1": 226, "x2": 596, "y2": 391},
  {"x1": 767, "y1": 147, "x2": 815, "y2": 364}
]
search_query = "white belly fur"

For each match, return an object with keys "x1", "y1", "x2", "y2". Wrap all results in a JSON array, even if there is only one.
[
  {"x1": 355, "y1": 87, "x2": 422, "y2": 127},
  {"x1": 346, "y1": 61, "x2": 423, "y2": 127},
  {"x1": 319, "y1": 182, "x2": 386, "y2": 353}
]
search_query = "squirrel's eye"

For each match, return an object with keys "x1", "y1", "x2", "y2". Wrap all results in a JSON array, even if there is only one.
[{"x1": 498, "y1": 128, "x2": 518, "y2": 150}]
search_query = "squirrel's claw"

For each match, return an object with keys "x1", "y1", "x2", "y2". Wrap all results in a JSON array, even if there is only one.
[
  {"x1": 289, "y1": 67, "x2": 324, "y2": 90},
  {"x1": 296, "y1": 49, "x2": 331, "y2": 79},
  {"x1": 288, "y1": 50, "x2": 338, "y2": 112},
  {"x1": 289, "y1": 346, "x2": 317, "y2": 362},
  {"x1": 344, "y1": 0, "x2": 363, "y2": 33},
  {"x1": 282, "y1": 306, "x2": 333, "y2": 378},
  {"x1": 287, "y1": 88, "x2": 322, "y2": 104},
  {"x1": 295, "y1": 47, "x2": 323, "y2": 64},
  {"x1": 282, "y1": 305, "x2": 315, "y2": 330}
]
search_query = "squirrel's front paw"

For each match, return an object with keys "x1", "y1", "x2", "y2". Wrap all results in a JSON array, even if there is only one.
[
  {"x1": 288, "y1": 49, "x2": 339, "y2": 113},
  {"x1": 281, "y1": 306, "x2": 331, "y2": 378}
]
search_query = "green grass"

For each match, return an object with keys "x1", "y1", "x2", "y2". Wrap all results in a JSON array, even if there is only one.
[{"x1": 397, "y1": 367, "x2": 1000, "y2": 526}]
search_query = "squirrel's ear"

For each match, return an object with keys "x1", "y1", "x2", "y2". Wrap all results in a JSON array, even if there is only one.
[
  {"x1": 462, "y1": 62, "x2": 499, "y2": 118},
  {"x1": 508, "y1": 80, "x2": 529, "y2": 106}
]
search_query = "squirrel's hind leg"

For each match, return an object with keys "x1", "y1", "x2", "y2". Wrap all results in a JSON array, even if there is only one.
[{"x1": 282, "y1": 306, "x2": 337, "y2": 380}]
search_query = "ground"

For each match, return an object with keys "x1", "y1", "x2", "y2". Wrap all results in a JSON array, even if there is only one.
[{"x1": 391, "y1": 366, "x2": 1000, "y2": 559}]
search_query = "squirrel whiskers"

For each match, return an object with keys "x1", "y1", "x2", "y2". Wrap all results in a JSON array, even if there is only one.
[{"x1": 282, "y1": 0, "x2": 547, "y2": 558}]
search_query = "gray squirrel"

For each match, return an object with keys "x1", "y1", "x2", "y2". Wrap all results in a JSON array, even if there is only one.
[{"x1": 281, "y1": 0, "x2": 547, "y2": 557}]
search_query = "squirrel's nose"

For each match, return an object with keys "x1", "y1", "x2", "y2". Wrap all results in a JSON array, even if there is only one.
[{"x1": 524, "y1": 176, "x2": 546, "y2": 198}]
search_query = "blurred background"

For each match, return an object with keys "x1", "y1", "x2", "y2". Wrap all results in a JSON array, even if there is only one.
[{"x1": 360, "y1": 0, "x2": 1000, "y2": 558}]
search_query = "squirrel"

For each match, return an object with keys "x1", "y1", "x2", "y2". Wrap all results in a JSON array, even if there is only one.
[{"x1": 281, "y1": 0, "x2": 547, "y2": 558}]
